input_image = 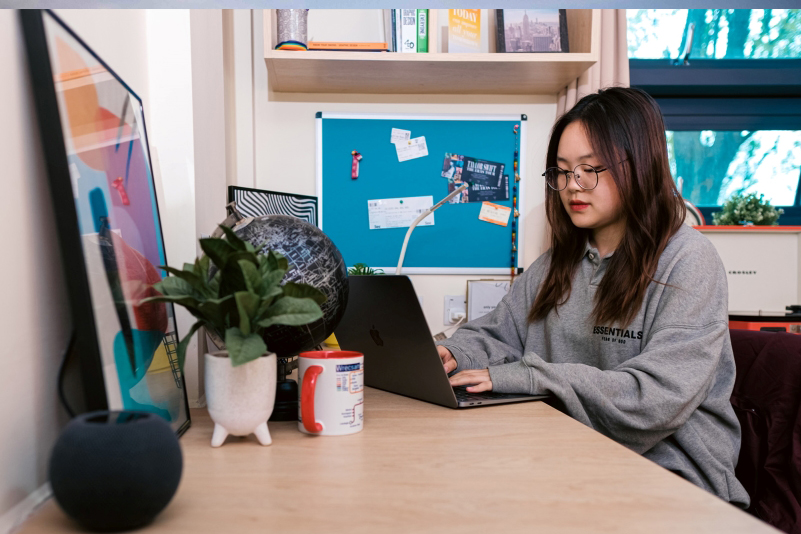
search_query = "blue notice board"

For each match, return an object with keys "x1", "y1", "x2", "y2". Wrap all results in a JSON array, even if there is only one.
[{"x1": 317, "y1": 113, "x2": 527, "y2": 275}]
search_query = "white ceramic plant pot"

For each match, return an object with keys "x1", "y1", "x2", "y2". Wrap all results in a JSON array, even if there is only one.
[{"x1": 204, "y1": 351, "x2": 277, "y2": 447}]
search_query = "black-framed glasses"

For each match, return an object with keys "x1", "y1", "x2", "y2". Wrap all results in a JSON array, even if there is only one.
[{"x1": 542, "y1": 164, "x2": 610, "y2": 191}]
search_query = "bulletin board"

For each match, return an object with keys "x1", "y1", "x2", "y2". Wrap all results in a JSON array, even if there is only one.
[{"x1": 317, "y1": 112, "x2": 527, "y2": 274}]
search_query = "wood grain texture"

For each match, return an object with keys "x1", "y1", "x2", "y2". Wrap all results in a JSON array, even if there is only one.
[{"x1": 18, "y1": 387, "x2": 776, "y2": 533}]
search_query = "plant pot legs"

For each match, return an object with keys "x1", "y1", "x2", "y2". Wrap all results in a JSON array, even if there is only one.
[
  {"x1": 211, "y1": 424, "x2": 229, "y2": 448},
  {"x1": 253, "y1": 422, "x2": 272, "y2": 446}
]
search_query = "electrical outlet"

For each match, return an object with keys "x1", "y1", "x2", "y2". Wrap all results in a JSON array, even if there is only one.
[{"x1": 443, "y1": 295, "x2": 466, "y2": 325}]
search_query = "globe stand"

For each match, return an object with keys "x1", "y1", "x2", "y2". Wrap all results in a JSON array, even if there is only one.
[{"x1": 270, "y1": 356, "x2": 299, "y2": 421}]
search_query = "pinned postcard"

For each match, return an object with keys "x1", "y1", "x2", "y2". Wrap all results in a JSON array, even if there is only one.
[
  {"x1": 390, "y1": 128, "x2": 411, "y2": 144},
  {"x1": 396, "y1": 137, "x2": 428, "y2": 162},
  {"x1": 442, "y1": 153, "x2": 508, "y2": 203},
  {"x1": 478, "y1": 202, "x2": 512, "y2": 226},
  {"x1": 368, "y1": 196, "x2": 434, "y2": 230}
]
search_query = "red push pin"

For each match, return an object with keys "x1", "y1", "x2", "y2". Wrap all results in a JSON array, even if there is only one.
[{"x1": 351, "y1": 151, "x2": 363, "y2": 179}]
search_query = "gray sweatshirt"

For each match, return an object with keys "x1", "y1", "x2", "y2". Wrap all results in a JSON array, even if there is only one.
[{"x1": 439, "y1": 224, "x2": 749, "y2": 507}]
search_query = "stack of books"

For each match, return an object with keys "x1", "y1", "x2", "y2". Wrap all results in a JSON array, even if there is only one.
[
  {"x1": 301, "y1": 9, "x2": 429, "y2": 53},
  {"x1": 388, "y1": 9, "x2": 429, "y2": 53},
  {"x1": 308, "y1": 42, "x2": 389, "y2": 52}
]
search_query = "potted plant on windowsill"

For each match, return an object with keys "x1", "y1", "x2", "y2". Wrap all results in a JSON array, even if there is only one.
[{"x1": 141, "y1": 226, "x2": 325, "y2": 447}]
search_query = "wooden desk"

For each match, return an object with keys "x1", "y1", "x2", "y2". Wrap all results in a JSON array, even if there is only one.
[{"x1": 19, "y1": 388, "x2": 777, "y2": 533}]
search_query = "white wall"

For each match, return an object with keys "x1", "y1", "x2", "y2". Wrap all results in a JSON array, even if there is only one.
[{"x1": 0, "y1": 11, "x2": 76, "y2": 533}]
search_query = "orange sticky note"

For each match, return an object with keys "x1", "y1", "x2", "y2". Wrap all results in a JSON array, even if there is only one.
[{"x1": 478, "y1": 202, "x2": 511, "y2": 226}]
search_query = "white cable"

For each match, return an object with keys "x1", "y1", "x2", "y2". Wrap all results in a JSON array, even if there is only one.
[
  {"x1": 396, "y1": 183, "x2": 468, "y2": 275},
  {"x1": 432, "y1": 314, "x2": 467, "y2": 341}
]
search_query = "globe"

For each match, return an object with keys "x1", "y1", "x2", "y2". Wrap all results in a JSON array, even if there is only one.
[{"x1": 231, "y1": 214, "x2": 349, "y2": 358}]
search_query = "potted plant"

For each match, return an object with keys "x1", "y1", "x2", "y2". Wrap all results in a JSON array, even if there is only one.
[
  {"x1": 142, "y1": 226, "x2": 325, "y2": 447},
  {"x1": 713, "y1": 192, "x2": 784, "y2": 226}
]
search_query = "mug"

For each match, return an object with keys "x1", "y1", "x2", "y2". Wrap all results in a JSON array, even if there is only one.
[{"x1": 298, "y1": 351, "x2": 364, "y2": 436}]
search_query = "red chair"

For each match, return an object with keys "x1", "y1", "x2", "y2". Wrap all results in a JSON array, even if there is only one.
[{"x1": 730, "y1": 329, "x2": 801, "y2": 533}]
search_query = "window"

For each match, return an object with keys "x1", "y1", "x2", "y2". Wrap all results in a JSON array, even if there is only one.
[
  {"x1": 627, "y1": 10, "x2": 801, "y2": 225},
  {"x1": 628, "y1": 9, "x2": 801, "y2": 60}
]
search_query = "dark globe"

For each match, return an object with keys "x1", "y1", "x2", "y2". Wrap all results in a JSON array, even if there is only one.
[{"x1": 232, "y1": 215, "x2": 349, "y2": 358}]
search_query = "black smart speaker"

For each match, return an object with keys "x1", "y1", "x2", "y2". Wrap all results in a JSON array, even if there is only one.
[{"x1": 49, "y1": 411, "x2": 183, "y2": 532}]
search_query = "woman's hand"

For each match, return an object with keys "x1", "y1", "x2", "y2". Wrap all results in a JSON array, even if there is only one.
[
  {"x1": 449, "y1": 369, "x2": 493, "y2": 393},
  {"x1": 437, "y1": 345, "x2": 458, "y2": 374}
]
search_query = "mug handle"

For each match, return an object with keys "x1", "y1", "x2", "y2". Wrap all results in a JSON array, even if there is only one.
[{"x1": 301, "y1": 365, "x2": 324, "y2": 433}]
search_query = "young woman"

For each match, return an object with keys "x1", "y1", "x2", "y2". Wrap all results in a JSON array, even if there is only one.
[{"x1": 437, "y1": 87, "x2": 749, "y2": 508}]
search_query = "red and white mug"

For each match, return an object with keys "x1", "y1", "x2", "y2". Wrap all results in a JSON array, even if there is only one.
[{"x1": 298, "y1": 351, "x2": 364, "y2": 436}]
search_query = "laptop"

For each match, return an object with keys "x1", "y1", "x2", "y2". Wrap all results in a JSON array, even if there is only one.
[{"x1": 334, "y1": 275, "x2": 547, "y2": 408}]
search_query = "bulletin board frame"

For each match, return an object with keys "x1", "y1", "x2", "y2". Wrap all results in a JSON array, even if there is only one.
[{"x1": 316, "y1": 112, "x2": 527, "y2": 275}]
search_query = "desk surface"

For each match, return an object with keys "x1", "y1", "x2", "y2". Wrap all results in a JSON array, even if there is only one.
[{"x1": 20, "y1": 387, "x2": 776, "y2": 534}]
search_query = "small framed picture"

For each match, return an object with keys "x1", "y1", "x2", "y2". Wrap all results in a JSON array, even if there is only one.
[
  {"x1": 466, "y1": 279, "x2": 511, "y2": 321},
  {"x1": 495, "y1": 9, "x2": 569, "y2": 53}
]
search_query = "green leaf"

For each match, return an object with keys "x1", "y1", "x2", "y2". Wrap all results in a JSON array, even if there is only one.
[
  {"x1": 199, "y1": 238, "x2": 237, "y2": 270},
  {"x1": 263, "y1": 250, "x2": 289, "y2": 273},
  {"x1": 254, "y1": 286, "x2": 284, "y2": 322},
  {"x1": 234, "y1": 291, "x2": 260, "y2": 335},
  {"x1": 218, "y1": 261, "x2": 248, "y2": 297},
  {"x1": 197, "y1": 255, "x2": 211, "y2": 281},
  {"x1": 208, "y1": 270, "x2": 221, "y2": 297},
  {"x1": 238, "y1": 260, "x2": 262, "y2": 294},
  {"x1": 159, "y1": 266, "x2": 208, "y2": 297},
  {"x1": 260, "y1": 269, "x2": 287, "y2": 293},
  {"x1": 176, "y1": 321, "x2": 204, "y2": 373},
  {"x1": 140, "y1": 294, "x2": 200, "y2": 309},
  {"x1": 197, "y1": 295, "x2": 235, "y2": 333},
  {"x1": 225, "y1": 328, "x2": 267, "y2": 367},
  {"x1": 218, "y1": 225, "x2": 248, "y2": 252},
  {"x1": 153, "y1": 276, "x2": 195, "y2": 297},
  {"x1": 282, "y1": 282, "x2": 327, "y2": 305},
  {"x1": 257, "y1": 296, "x2": 323, "y2": 329},
  {"x1": 228, "y1": 250, "x2": 260, "y2": 267}
]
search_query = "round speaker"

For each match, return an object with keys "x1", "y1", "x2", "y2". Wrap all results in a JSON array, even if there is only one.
[{"x1": 49, "y1": 411, "x2": 183, "y2": 532}]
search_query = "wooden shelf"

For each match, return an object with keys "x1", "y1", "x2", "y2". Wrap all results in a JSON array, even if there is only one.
[{"x1": 264, "y1": 10, "x2": 599, "y2": 95}]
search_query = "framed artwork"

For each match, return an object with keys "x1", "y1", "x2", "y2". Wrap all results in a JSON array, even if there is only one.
[
  {"x1": 21, "y1": 10, "x2": 190, "y2": 434},
  {"x1": 495, "y1": 9, "x2": 569, "y2": 53},
  {"x1": 228, "y1": 186, "x2": 319, "y2": 227}
]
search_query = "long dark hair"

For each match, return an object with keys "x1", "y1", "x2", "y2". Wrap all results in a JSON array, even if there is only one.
[{"x1": 528, "y1": 87, "x2": 685, "y2": 328}]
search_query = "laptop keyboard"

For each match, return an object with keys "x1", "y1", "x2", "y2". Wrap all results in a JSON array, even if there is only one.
[{"x1": 452, "y1": 386, "x2": 526, "y2": 402}]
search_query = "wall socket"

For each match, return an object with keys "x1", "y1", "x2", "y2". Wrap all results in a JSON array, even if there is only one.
[{"x1": 443, "y1": 295, "x2": 466, "y2": 325}]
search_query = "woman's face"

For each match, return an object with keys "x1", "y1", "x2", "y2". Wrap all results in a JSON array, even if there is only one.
[{"x1": 556, "y1": 121, "x2": 625, "y2": 236}]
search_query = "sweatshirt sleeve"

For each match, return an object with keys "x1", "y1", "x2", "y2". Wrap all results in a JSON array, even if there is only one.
[
  {"x1": 437, "y1": 299, "x2": 524, "y2": 372},
  {"x1": 489, "y1": 234, "x2": 732, "y2": 454},
  {"x1": 488, "y1": 320, "x2": 728, "y2": 453},
  {"x1": 436, "y1": 256, "x2": 548, "y2": 372}
]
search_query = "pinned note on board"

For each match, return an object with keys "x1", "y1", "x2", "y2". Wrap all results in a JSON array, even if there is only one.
[{"x1": 396, "y1": 137, "x2": 428, "y2": 162}]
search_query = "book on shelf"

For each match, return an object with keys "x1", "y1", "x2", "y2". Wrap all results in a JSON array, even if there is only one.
[
  {"x1": 447, "y1": 9, "x2": 489, "y2": 53},
  {"x1": 416, "y1": 9, "x2": 428, "y2": 53},
  {"x1": 308, "y1": 42, "x2": 389, "y2": 51},
  {"x1": 398, "y1": 9, "x2": 417, "y2": 52},
  {"x1": 383, "y1": 10, "x2": 395, "y2": 52},
  {"x1": 382, "y1": 8, "x2": 429, "y2": 53}
]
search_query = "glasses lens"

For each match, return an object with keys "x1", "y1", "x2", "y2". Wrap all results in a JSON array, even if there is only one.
[
  {"x1": 575, "y1": 164, "x2": 598, "y2": 189},
  {"x1": 545, "y1": 168, "x2": 567, "y2": 190}
]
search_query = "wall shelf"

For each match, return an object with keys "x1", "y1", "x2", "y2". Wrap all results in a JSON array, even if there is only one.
[{"x1": 263, "y1": 10, "x2": 599, "y2": 95}]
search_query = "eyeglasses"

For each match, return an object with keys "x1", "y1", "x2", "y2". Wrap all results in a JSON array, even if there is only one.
[{"x1": 542, "y1": 164, "x2": 610, "y2": 191}]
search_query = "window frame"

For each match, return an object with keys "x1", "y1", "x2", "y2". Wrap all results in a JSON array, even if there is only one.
[{"x1": 630, "y1": 54, "x2": 801, "y2": 225}]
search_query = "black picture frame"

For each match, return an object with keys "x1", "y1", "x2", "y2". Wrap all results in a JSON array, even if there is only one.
[
  {"x1": 496, "y1": 9, "x2": 569, "y2": 53},
  {"x1": 228, "y1": 186, "x2": 319, "y2": 227},
  {"x1": 21, "y1": 10, "x2": 191, "y2": 435}
]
